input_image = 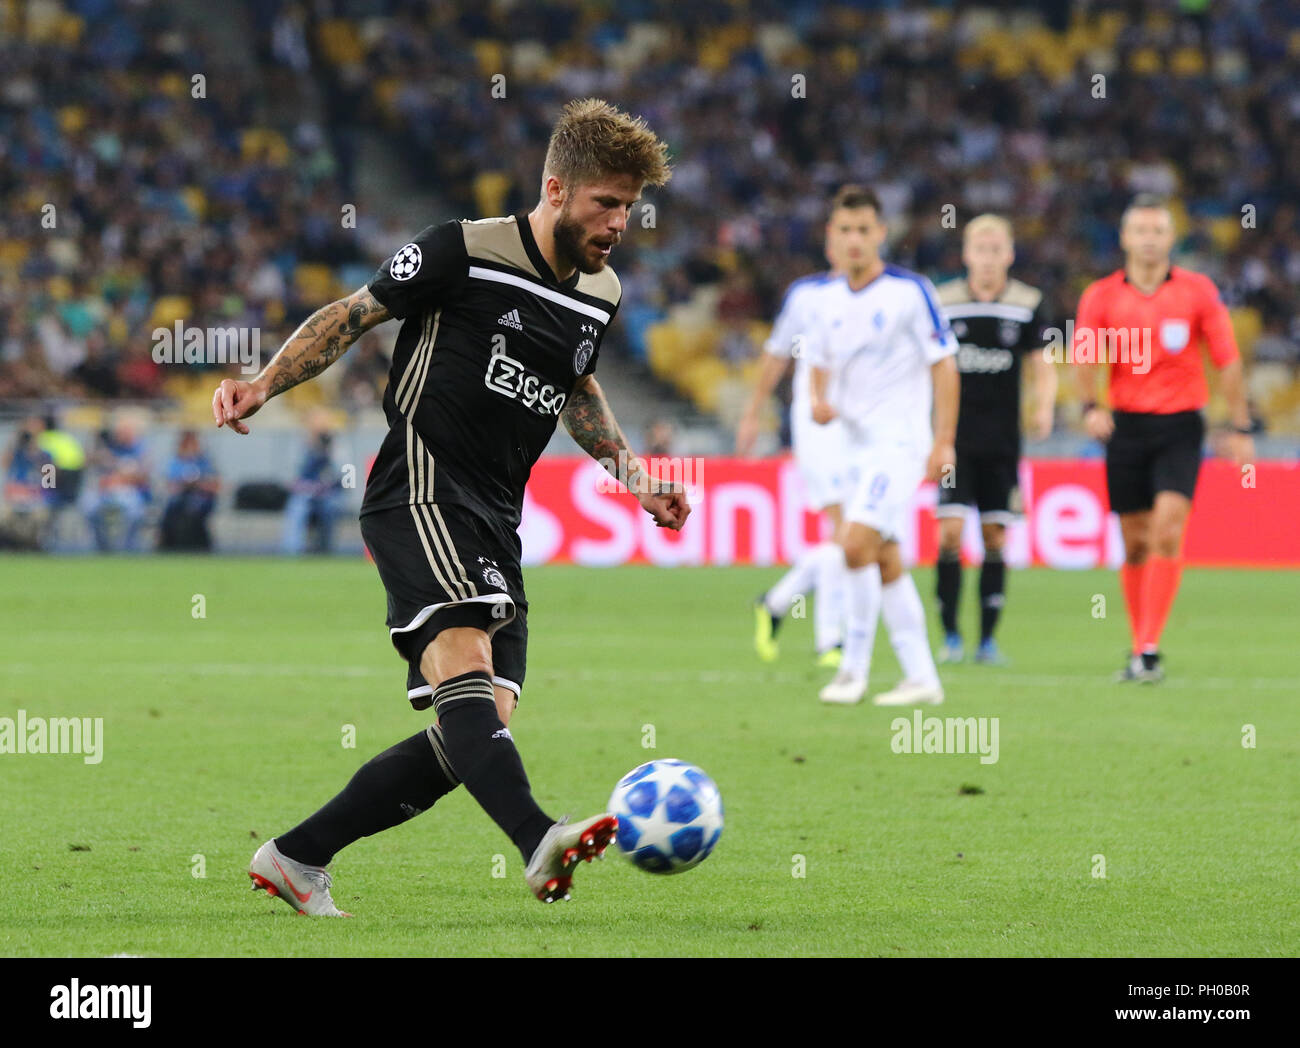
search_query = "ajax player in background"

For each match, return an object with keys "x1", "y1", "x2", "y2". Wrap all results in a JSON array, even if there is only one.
[
  {"x1": 933, "y1": 215, "x2": 1057, "y2": 665},
  {"x1": 1073, "y1": 194, "x2": 1253, "y2": 684},
  {"x1": 211, "y1": 99, "x2": 688, "y2": 911},
  {"x1": 807, "y1": 188, "x2": 960, "y2": 707}
]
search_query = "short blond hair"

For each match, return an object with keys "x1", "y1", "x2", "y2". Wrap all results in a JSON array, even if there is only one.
[
  {"x1": 963, "y1": 213, "x2": 1014, "y2": 245},
  {"x1": 543, "y1": 98, "x2": 672, "y2": 190}
]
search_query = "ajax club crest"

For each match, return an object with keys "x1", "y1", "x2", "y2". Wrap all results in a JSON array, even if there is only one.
[
  {"x1": 573, "y1": 338, "x2": 595, "y2": 375},
  {"x1": 477, "y1": 556, "x2": 507, "y2": 591}
]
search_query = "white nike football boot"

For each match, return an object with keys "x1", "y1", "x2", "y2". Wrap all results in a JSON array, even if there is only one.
[
  {"x1": 819, "y1": 670, "x2": 868, "y2": 704},
  {"x1": 249, "y1": 839, "x2": 351, "y2": 917},
  {"x1": 871, "y1": 680, "x2": 945, "y2": 707},
  {"x1": 524, "y1": 813, "x2": 618, "y2": 903}
]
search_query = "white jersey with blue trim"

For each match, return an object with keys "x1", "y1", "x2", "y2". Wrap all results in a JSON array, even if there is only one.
[
  {"x1": 763, "y1": 270, "x2": 840, "y2": 424},
  {"x1": 805, "y1": 264, "x2": 958, "y2": 449}
]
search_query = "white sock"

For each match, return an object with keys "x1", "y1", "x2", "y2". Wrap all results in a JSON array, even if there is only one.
[
  {"x1": 841, "y1": 561, "x2": 882, "y2": 680},
  {"x1": 764, "y1": 545, "x2": 820, "y2": 618},
  {"x1": 881, "y1": 574, "x2": 940, "y2": 687},
  {"x1": 813, "y1": 542, "x2": 845, "y2": 653}
]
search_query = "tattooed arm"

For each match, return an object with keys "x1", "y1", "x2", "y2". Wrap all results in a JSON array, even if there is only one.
[
  {"x1": 212, "y1": 285, "x2": 390, "y2": 435},
  {"x1": 562, "y1": 374, "x2": 691, "y2": 531}
]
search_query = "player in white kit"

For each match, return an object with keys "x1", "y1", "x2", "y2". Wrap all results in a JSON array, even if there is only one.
[
  {"x1": 738, "y1": 192, "x2": 869, "y2": 666},
  {"x1": 807, "y1": 188, "x2": 960, "y2": 706}
]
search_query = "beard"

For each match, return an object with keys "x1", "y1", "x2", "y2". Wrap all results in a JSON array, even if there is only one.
[{"x1": 554, "y1": 205, "x2": 607, "y2": 275}]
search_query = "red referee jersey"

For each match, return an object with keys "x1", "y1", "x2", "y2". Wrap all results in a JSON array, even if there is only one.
[{"x1": 1072, "y1": 266, "x2": 1238, "y2": 414}]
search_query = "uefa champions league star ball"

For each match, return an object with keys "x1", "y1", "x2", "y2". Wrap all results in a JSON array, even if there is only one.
[{"x1": 608, "y1": 759, "x2": 724, "y2": 873}]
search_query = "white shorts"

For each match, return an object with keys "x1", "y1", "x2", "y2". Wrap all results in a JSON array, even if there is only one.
[
  {"x1": 842, "y1": 441, "x2": 927, "y2": 542},
  {"x1": 792, "y1": 412, "x2": 849, "y2": 511}
]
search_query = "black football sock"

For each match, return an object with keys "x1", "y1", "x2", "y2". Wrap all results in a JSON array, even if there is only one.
[
  {"x1": 275, "y1": 726, "x2": 460, "y2": 866},
  {"x1": 433, "y1": 671, "x2": 554, "y2": 863},
  {"x1": 979, "y1": 550, "x2": 1006, "y2": 644},
  {"x1": 936, "y1": 548, "x2": 962, "y2": 637}
]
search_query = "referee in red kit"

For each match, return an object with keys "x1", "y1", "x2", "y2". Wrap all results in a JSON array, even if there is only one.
[{"x1": 1073, "y1": 194, "x2": 1254, "y2": 683}]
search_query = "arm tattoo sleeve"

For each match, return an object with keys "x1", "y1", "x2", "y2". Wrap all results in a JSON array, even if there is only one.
[
  {"x1": 561, "y1": 376, "x2": 654, "y2": 493},
  {"x1": 260, "y1": 287, "x2": 390, "y2": 399}
]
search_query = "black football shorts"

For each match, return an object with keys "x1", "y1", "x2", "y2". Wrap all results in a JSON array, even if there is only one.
[
  {"x1": 359, "y1": 503, "x2": 528, "y2": 710},
  {"x1": 935, "y1": 451, "x2": 1022, "y2": 525},
  {"x1": 1105, "y1": 410, "x2": 1205, "y2": 514}
]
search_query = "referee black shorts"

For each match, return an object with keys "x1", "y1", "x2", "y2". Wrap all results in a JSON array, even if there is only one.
[
  {"x1": 1105, "y1": 409, "x2": 1205, "y2": 515},
  {"x1": 359, "y1": 503, "x2": 528, "y2": 711},
  {"x1": 935, "y1": 451, "x2": 1022, "y2": 525}
]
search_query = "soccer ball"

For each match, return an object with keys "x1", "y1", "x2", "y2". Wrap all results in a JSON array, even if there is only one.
[{"x1": 608, "y1": 759, "x2": 724, "y2": 874}]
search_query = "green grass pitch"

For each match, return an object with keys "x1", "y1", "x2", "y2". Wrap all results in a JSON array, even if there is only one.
[{"x1": 1, "y1": 555, "x2": 1295, "y2": 957}]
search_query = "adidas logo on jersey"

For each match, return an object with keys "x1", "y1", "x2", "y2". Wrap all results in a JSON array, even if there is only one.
[{"x1": 498, "y1": 309, "x2": 524, "y2": 331}]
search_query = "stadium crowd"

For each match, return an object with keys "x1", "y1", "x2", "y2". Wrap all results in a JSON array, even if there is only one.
[{"x1": 1, "y1": 0, "x2": 1298, "y2": 424}]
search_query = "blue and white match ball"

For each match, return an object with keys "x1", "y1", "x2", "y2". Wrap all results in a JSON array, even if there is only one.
[{"x1": 609, "y1": 759, "x2": 724, "y2": 874}]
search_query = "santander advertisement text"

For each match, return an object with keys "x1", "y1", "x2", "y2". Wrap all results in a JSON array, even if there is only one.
[{"x1": 514, "y1": 458, "x2": 1299, "y2": 568}]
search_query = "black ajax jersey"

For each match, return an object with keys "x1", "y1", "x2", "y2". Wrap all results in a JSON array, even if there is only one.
[
  {"x1": 361, "y1": 213, "x2": 621, "y2": 532},
  {"x1": 935, "y1": 277, "x2": 1050, "y2": 457}
]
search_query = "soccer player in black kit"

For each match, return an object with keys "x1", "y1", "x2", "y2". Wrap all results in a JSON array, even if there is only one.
[
  {"x1": 212, "y1": 99, "x2": 687, "y2": 911},
  {"x1": 933, "y1": 215, "x2": 1056, "y2": 665}
]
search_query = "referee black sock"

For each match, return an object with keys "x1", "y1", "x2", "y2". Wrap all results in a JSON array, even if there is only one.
[
  {"x1": 936, "y1": 548, "x2": 962, "y2": 637},
  {"x1": 276, "y1": 727, "x2": 460, "y2": 867},
  {"x1": 980, "y1": 550, "x2": 1006, "y2": 644},
  {"x1": 433, "y1": 671, "x2": 554, "y2": 863}
]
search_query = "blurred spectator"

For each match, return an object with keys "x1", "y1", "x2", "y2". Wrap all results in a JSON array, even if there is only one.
[
  {"x1": 0, "y1": 340, "x2": 59, "y2": 400},
  {"x1": 644, "y1": 418, "x2": 677, "y2": 457},
  {"x1": 83, "y1": 414, "x2": 153, "y2": 553},
  {"x1": 1246, "y1": 313, "x2": 1300, "y2": 409},
  {"x1": 158, "y1": 430, "x2": 221, "y2": 552},
  {"x1": 719, "y1": 323, "x2": 761, "y2": 366},
  {"x1": 1251, "y1": 316, "x2": 1300, "y2": 368},
  {"x1": 37, "y1": 407, "x2": 86, "y2": 511},
  {"x1": 716, "y1": 272, "x2": 762, "y2": 326},
  {"x1": 0, "y1": 416, "x2": 56, "y2": 550},
  {"x1": 282, "y1": 415, "x2": 344, "y2": 555},
  {"x1": 70, "y1": 330, "x2": 121, "y2": 398},
  {"x1": 716, "y1": 271, "x2": 762, "y2": 365},
  {"x1": 118, "y1": 340, "x2": 166, "y2": 399}
]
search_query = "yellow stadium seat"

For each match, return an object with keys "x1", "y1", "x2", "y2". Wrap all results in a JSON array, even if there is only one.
[
  {"x1": 735, "y1": 358, "x2": 764, "y2": 387},
  {"x1": 162, "y1": 372, "x2": 203, "y2": 399},
  {"x1": 181, "y1": 186, "x2": 207, "y2": 221},
  {"x1": 1129, "y1": 47, "x2": 1162, "y2": 74},
  {"x1": 373, "y1": 77, "x2": 401, "y2": 117},
  {"x1": 294, "y1": 264, "x2": 339, "y2": 304},
  {"x1": 1097, "y1": 12, "x2": 1127, "y2": 42},
  {"x1": 56, "y1": 11, "x2": 84, "y2": 45},
  {"x1": 474, "y1": 171, "x2": 511, "y2": 220},
  {"x1": 833, "y1": 45, "x2": 858, "y2": 74},
  {"x1": 149, "y1": 295, "x2": 193, "y2": 330},
  {"x1": 1170, "y1": 46, "x2": 1206, "y2": 76},
  {"x1": 680, "y1": 357, "x2": 730, "y2": 413},
  {"x1": 0, "y1": 239, "x2": 30, "y2": 271},
  {"x1": 317, "y1": 19, "x2": 364, "y2": 67},
  {"x1": 1207, "y1": 216, "x2": 1242, "y2": 252},
  {"x1": 157, "y1": 72, "x2": 188, "y2": 100},
  {"x1": 1264, "y1": 379, "x2": 1300, "y2": 434},
  {"x1": 646, "y1": 323, "x2": 685, "y2": 378},
  {"x1": 1229, "y1": 307, "x2": 1262, "y2": 361},
  {"x1": 472, "y1": 40, "x2": 505, "y2": 77},
  {"x1": 58, "y1": 105, "x2": 87, "y2": 135}
]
